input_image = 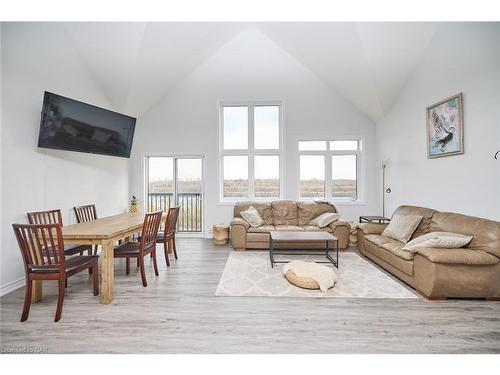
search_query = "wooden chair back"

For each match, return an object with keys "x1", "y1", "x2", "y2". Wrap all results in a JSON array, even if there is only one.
[
  {"x1": 27, "y1": 209, "x2": 63, "y2": 225},
  {"x1": 165, "y1": 206, "x2": 180, "y2": 236},
  {"x1": 139, "y1": 211, "x2": 163, "y2": 252},
  {"x1": 13, "y1": 223, "x2": 65, "y2": 271},
  {"x1": 74, "y1": 204, "x2": 98, "y2": 223}
]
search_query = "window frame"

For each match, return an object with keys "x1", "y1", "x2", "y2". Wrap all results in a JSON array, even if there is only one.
[
  {"x1": 218, "y1": 101, "x2": 284, "y2": 204},
  {"x1": 297, "y1": 136, "x2": 365, "y2": 205}
]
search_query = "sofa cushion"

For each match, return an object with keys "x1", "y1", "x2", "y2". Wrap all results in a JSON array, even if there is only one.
[
  {"x1": 272, "y1": 200, "x2": 298, "y2": 226},
  {"x1": 415, "y1": 247, "x2": 500, "y2": 265},
  {"x1": 364, "y1": 234, "x2": 413, "y2": 260},
  {"x1": 382, "y1": 214, "x2": 423, "y2": 243},
  {"x1": 364, "y1": 234, "x2": 393, "y2": 247},
  {"x1": 392, "y1": 205, "x2": 437, "y2": 239},
  {"x1": 302, "y1": 225, "x2": 333, "y2": 233},
  {"x1": 363, "y1": 240, "x2": 414, "y2": 276},
  {"x1": 247, "y1": 225, "x2": 276, "y2": 233},
  {"x1": 382, "y1": 242, "x2": 414, "y2": 261},
  {"x1": 402, "y1": 231, "x2": 473, "y2": 252},
  {"x1": 275, "y1": 225, "x2": 304, "y2": 231},
  {"x1": 240, "y1": 206, "x2": 264, "y2": 228},
  {"x1": 308, "y1": 212, "x2": 339, "y2": 227},
  {"x1": 297, "y1": 201, "x2": 336, "y2": 225},
  {"x1": 234, "y1": 202, "x2": 273, "y2": 225},
  {"x1": 430, "y1": 212, "x2": 500, "y2": 258}
]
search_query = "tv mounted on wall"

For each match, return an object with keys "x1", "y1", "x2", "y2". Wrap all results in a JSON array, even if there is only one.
[{"x1": 38, "y1": 92, "x2": 136, "y2": 158}]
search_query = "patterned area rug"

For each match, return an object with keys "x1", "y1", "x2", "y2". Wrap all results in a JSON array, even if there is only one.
[{"x1": 215, "y1": 251, "x2": 418, "y2": 299}]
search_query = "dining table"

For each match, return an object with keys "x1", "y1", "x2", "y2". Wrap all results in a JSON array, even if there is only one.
[{"x1": 31, "y1": 212, "x2": 165, "y2": 305}]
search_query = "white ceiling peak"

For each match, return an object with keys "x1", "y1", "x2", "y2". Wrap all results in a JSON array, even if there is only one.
[{"x1": 60, "y1": 22, "x2": 441, "y2": 120}]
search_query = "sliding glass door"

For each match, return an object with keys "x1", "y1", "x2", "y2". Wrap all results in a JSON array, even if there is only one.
[{"x1": 146, "y1": 156, "x2": 203, "y2": 234}]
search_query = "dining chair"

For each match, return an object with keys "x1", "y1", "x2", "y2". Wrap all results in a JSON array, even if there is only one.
[
  {"x1": 12, "y1": 223, "x2": 99, "y2": 322},
  {"x1": 27, "y1": 209, "x2": 93, "y2": 256},
  {"x1": 158, "y1": 205, "x2": 181, "y2": 267},
  {"x1": 114, "y1": 211, "x2": 163, "y2": 287},
  {"x1": 74, "y1": 204, "x2": 98, "y2": 255}
]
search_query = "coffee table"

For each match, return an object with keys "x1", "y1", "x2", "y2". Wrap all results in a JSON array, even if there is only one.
[{"x1": 269, "y1": 231, "x2": 338, "y2": 268}]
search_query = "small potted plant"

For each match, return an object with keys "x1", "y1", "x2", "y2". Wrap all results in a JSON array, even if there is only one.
[{"x1": 130, "y1": 195, "x2": 138, "y2": 213}]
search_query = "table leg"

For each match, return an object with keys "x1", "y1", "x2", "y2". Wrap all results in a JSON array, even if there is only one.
[
  {"x1": 31, "y1": 280, "x2": 42, "y2": 303},
  {"x1": 269, "y1": 237, "x2": 274, "y2": 268},
  {"x1": 100, "y1": 240, "x2": 114, "y2": 304},
  {"x1": 336, "y1": 239, "x2": 339, "y2": 268}
]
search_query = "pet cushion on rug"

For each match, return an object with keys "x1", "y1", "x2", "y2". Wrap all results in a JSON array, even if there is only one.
[
  {"x1": 382, "y1": 214, "x2": 423, "y2": 243},
  {"x1": 283, "y1": 260, "x2": 337, "y2": 292},
  {"x1": 240, "y1": 206, "x2": 264, "y2": 228},
  {"x1": 402, "y1": 231, "x2": 473, "y2": 252},
  {"x1": 308, "y1": 212, "x2": 339, "y2": 228}
]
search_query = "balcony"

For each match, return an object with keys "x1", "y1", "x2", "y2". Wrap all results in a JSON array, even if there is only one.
[{"x1": 147, "y1": 192, "x2": 202, "y2": 233}]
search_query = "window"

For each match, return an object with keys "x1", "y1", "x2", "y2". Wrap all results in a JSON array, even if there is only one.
[
  {"x1": 223, "y1": 155, "x2": 248, "y2": 198},
  {"x1": 220, "y1": 103, "x2": 282, "y2": 201},
  {"x1": 298, "y1": 139, "x2": 362, "y2": 202},
  {"x1": 255, "y1": 155, "x2": 280, "y2": 198},
  {"x1": 299, "y1": 155, "x2": 325, "y2": 198}
]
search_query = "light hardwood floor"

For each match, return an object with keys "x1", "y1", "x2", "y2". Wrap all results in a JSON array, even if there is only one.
[{"x1": 1, "y1": 238, "x2": 499, "y2": 353}]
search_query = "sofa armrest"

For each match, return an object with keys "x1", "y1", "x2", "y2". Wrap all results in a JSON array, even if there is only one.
[
  {"x1": 230, "y1": 217, "x2": 250, "y2": 230},
  {"x1": 329, "y1": 219, "x2": 351, "y2": 231},
  {"x1": 357, "y1": 223, "x2": 388, "y2": 235},
  {"x1": 415, "y1": 248, "x2": 500, "y2": 265},
  {"x1": 329, "y1": 220, "x2": 351, "y2": 250}
]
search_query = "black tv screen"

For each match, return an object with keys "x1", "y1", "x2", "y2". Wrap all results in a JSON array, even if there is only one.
[{"x1": 38, "y1": 92, "x2": 136, "y2": 158}]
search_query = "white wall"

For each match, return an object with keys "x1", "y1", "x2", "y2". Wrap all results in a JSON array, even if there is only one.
[
  {"x1": 376, "y1": 23, "x2": 500, "y2": 220},
  {"x1": 129, "y1": 29, "x2": 378, "y2": 235},
  {"x1": 1, "y1": 23, "x2": 130, "y2": 294}
]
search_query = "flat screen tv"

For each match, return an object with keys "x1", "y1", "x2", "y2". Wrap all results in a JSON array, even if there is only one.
[{"x1": 38, "y1": 92, "x2": 136, "y2": 158}]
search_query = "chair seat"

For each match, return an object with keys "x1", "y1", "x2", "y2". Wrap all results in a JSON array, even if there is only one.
[
  {"x1": 114, "y1": 241, "x2": 154, "y2": 257},
  {"x1": 30, "y1": 255, "x2": 98, "y2": 274}
]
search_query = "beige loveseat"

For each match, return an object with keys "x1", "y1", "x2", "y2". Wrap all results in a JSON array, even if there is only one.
[
  {"x1": 230, "y1": 200, "x2": 350, "y2": 251},
  {"x1": 357, "y1": 205, "x2": 500, "y2": 299}
]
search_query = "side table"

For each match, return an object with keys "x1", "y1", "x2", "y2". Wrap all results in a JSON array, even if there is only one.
[{"x1": 359, "y1": 216, "x2": 391, "y2": 224}]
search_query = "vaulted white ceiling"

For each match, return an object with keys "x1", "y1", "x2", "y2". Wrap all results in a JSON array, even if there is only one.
[{"x1": 62, "y1": 22, "x2": 440, "y2": 120}]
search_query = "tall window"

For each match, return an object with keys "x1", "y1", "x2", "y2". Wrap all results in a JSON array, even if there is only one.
[
  {"x1": 298, "y1": 139, "x2": 362, "y2": 202},
  {"x1": 220, "y1": 103, "x2": 282, "y2": 201}
]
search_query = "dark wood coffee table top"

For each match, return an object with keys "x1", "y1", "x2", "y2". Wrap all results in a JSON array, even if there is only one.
[{"x1": 269, "y1": 231, "x2": 337, "y2": 242}]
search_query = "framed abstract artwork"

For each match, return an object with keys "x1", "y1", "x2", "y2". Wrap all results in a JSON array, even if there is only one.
[{"x1": 426, "y1": 93, "x2": 464, "y2": 158}]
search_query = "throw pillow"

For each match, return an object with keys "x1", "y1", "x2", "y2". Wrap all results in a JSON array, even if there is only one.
[
  {"x1": 382, "y1": 214, "x2": 423, "y2": 243},
  {"x1": 402, "y1": 231, "x2": 473, "y2": 252},
  {"x1": 240, "y1": 206, "x2": 264, "y2": 228},
  {"x1": 308, "y1": 212, "x2": 339, "y2": 228}
]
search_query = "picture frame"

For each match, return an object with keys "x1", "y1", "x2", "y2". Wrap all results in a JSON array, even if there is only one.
[{"x1": 426, "y1": 93, "x2": 464, "y2": 159}]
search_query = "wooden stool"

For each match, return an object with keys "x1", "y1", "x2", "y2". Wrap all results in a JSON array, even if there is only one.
[{"x1": 213, "y1": 224, "x2": 229, "y2": 245}]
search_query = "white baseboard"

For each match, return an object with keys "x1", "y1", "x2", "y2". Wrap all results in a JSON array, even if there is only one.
[{"x1": 1, "y1": 276, "x2": 25, "y2": 296}]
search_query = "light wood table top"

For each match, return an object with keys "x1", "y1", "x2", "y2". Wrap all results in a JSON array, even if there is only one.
[
  {"x1": 269, "y1": 231, "x2": 337, "y2": 242},
  {"x1": 62, "y1": 212, "x2": 155, "y2": 241}
]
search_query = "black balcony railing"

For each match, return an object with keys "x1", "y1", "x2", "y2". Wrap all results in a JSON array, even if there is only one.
[{"x1": 147, "y1": 192, "x2": 202, "y2": 232}]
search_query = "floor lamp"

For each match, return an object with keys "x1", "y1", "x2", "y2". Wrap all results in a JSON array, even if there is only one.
[{"x1": 381, "y1": 161, "x2": 391, "y2": 218}]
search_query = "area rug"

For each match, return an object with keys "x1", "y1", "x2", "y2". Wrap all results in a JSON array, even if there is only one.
[{"x1": 215, "y1": 251, "x2": 418, "y2": 299}]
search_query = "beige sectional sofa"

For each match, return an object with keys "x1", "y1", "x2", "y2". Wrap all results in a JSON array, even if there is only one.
[
  {"x1": 357, "y1": 205, "x2": 500, "y2": 299},
  {"x1": 230, "y1": 200, "x2": 350, "y2": 251}
]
